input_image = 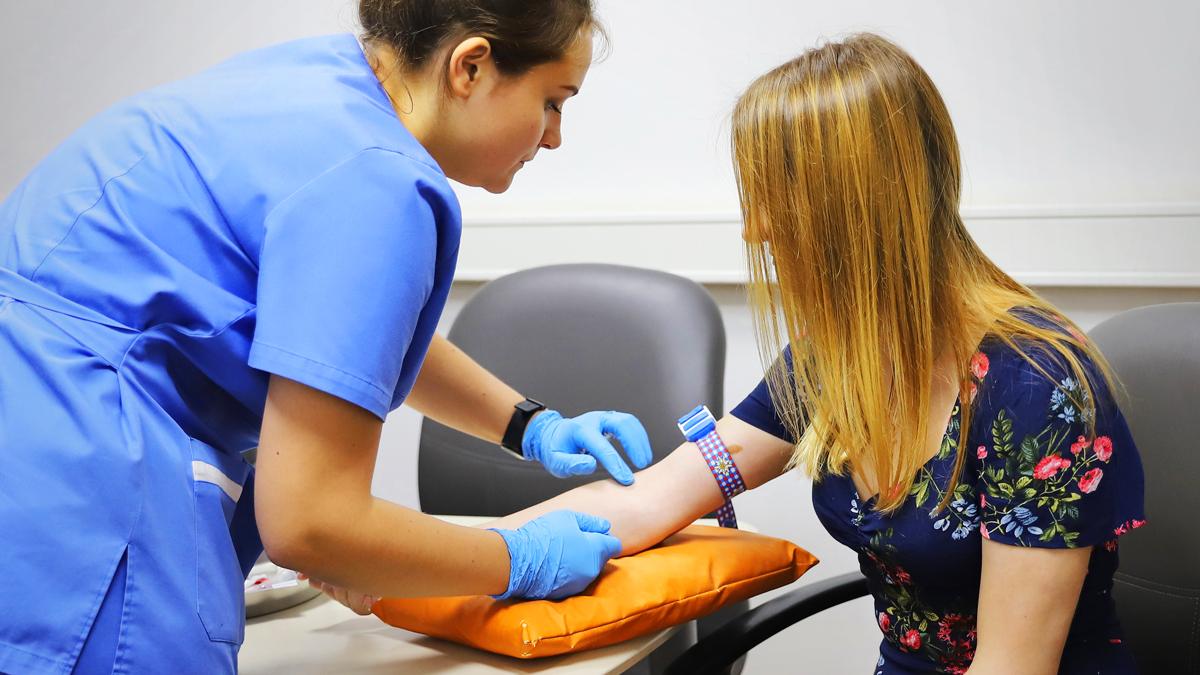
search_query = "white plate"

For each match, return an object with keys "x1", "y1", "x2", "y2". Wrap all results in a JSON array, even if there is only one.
[{"x1": 245, "y1": 558, "x2": 322, "y2": 618}]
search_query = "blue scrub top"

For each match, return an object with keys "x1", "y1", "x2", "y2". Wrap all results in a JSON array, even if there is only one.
[
  {"x1": 0, "y1": 34, "x2": 460, "y2": 673},
  {"x1": 3, "y1": 33, "x2": 461, "y2": 435}
]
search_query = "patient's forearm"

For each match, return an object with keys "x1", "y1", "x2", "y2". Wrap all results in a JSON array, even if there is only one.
[
  {"x1": 488, "y1": 444, "x2": 723, "y2": 556},
  {"x1": 485, "y1": 417, "x2": 794, "y2": 556}
]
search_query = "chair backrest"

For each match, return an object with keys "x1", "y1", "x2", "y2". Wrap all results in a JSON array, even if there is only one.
[
  {"x1": 1088, "y1": 302, "x2": 1200, "y2": 674},
  {"x1": 418, "y1": 263, "x2": 726, "y2": 516}
]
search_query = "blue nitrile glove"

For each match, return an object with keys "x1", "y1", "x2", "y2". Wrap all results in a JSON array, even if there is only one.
[
  {"x1": 490, "y1": 510, "x2": 623, "y2": 600},
  {"x1": 522, "y1": 410, "x2": 654, "y2": 485}
]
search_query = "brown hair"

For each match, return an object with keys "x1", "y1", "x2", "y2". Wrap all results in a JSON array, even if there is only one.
[
  {"x1": 733, "y1": 33, "x2": 1118, "y2": 514},
  {"x1": 359, "y1": 0, "x2": 603, "y2": 77}
]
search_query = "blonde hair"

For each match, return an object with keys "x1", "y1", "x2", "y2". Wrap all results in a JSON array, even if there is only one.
[{"x1": 732, "y1": 33, "x2": 1117, "y2": 514}]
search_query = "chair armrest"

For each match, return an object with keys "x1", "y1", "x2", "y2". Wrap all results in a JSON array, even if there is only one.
[{"x1": 663, "y1": 570, "x2": 870, "y2": 675}]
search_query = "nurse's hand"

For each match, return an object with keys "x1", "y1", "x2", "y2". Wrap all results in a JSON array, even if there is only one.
[
  {"x1": 522, "y1": 410, "x2": 653, "y2": 485},
  {"x1": 490, "y1": 510, "x2": 622, "y2": 600}
]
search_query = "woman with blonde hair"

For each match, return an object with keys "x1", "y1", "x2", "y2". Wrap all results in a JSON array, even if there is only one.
[{"x1": 333, "y1": 32, "x2": 1147, "y2": 673}]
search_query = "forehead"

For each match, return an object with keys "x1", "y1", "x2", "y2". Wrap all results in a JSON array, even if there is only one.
[{"x1": 524, "y1": 31, "x2": 593, "y2": 88}]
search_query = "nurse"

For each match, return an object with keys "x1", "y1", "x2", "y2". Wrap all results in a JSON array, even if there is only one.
[{"x1": 0, "y1": 1, "x2": 649, "y2": 673}]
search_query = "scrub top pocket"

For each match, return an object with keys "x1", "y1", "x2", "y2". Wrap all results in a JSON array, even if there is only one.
[{"x1": 190, "y1": 438, "x2": 251, "y2": 645}]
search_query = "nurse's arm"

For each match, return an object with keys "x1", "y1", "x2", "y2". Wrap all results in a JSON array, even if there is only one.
[
  {"x1": 966, "y1": 540, "x2": 1092, "y2": 674},
  {"x1": 404, "y1": 334, "x2": 529, "y2": 444},
  {"x1": 484, "y1": 416, "x2": 794, "y2": 556},
  {"x1": 255, "y1": 375, "x2": 511, "y2": 598}
]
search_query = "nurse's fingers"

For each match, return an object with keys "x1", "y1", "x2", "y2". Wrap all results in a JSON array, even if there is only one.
[
  {"x1": 349, "y1": 593, "x2": 378, "y2": 615},
  {"x1": 601, "y1": 413, "x2": 654, "y2": 469},
  {"x1": 313, "y1": 579, "x2": 376, "y2": 615},
  {"x1": 571, "y1": 424, "x2": 634, "y2": 485},
  {"x1": 333, "y1": 585, "x2": 374, "y2": 615},
  {"x1": 329, "y1": 585, "x2": 349, "y2": 608}
]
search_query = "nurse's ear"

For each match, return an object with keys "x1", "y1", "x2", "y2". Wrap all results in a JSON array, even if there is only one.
[{"x1": 445, "y1": 37, "x2": 494, "y2": 99}]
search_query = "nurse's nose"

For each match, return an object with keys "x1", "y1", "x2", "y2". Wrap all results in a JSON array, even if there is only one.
[{"x1": 541, "y1": 118, "x2": 562, "y2": 151}]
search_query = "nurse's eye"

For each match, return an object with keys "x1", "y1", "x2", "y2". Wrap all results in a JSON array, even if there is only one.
[{"x1": 547, "y1": 102, "x2": 563, "y2": 115}]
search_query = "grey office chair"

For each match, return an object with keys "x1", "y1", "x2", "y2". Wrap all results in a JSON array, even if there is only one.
[
  {"x1": 418, "y1": 263, "x2": 725, "y2": 514},
  {"x1": 417, "y1": 263, "x2": 743, "y2": 673},
  {"x1": 1089, "y1": 302, "x2": 1200, "y2": 674},
  {"x1": 665, "y1": 302, "x2": 1200, "y2": 674}
]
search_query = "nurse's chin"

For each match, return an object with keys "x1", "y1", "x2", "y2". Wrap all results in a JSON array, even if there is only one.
[
  {"x1": 479, "y1": 174, "x2": 518, "y2": 194},
  {"x1": 451, "y1": 166, "x2": 519, "y2": 194}
]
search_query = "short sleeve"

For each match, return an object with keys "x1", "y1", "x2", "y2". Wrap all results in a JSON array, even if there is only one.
[
  {"x1": 249, "y1": 149, "x2": 442, "y2": 420},
  {"x1": 975, "y1": 346, "x2": 1146, "y2": 549},
  {"x1": 730, "y1": 348, "x2": 796, "y2": 443}
]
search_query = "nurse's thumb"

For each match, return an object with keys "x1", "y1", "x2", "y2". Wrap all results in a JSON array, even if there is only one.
[
  {"x1": 589, "y1": 532, "x2": 623, "y2": 561},
  {"x1": 570, "y1": 511, "x2": 612, "y2": 535}
]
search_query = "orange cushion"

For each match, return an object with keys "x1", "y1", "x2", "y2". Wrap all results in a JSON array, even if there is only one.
[{"x1": 372, "y1": 524, "x2": 818, "y2": 658}]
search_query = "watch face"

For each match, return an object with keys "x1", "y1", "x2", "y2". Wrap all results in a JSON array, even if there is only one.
[{"x1": 516, "y1": 399, "x2": 545, "y2": 414}]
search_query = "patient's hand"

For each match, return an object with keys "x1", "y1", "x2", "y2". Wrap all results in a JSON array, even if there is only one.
[{"x1": 298, "y1": 572, "x2": 378, "y2": 615}]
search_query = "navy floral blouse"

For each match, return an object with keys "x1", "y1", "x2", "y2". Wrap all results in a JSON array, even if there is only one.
[{"x1": 731, "y1": 334, "x2": 1146, "y2": 674}]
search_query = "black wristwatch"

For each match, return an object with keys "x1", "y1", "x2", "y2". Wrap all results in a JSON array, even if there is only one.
[{"x1": 501, "y1": 397, "x2": 547, "y2": 458}]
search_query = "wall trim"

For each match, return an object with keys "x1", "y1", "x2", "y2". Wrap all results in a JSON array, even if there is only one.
[
  {"x1": 454, "y1": 204, "x2": 1200, "y2": 288},
  {"x1": 462, "y1": 203, "x2": 1200, "y2": 228}
]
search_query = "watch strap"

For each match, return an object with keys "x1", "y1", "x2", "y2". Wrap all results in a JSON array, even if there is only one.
[{"x1": 501, "y1": 397, "x2": 546, "y2": 456}]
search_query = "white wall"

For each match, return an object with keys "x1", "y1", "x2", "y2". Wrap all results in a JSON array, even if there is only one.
[
  {"x1": 4, "y1": 2, "x2": 1199, "y2": 673},
  {"x1": 6, "y1": 2, "x2": 1197, "y2": 286},
  {"x1": 465, "y1": 0, "x2": 1200, "y2": 214},
  {"x1": 5, "y1": 1, "x2": 1200, "y2": 214}
]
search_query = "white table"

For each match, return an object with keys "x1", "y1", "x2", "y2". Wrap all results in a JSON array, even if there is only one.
[{"x1": 240, "y1": 516, "x2": 737, "y2": 674}]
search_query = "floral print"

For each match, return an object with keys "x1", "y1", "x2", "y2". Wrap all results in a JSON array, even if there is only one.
[
  {"x1": 868, "y1": 538, "x2": 976, "y2": 674},
  {"x1": 979, "y1": 388, "x2": 1126, "y2": 547},
  {"x1": 1049, "y1": 376, "x2": 1094, "y2": 425},
  {"x1": 733, "y1": 331, "x2": 1147, "y2": 673},
  {"x1": 824, "y1": 345, "x2": 1142, "y2": 673},
  {"x1": 1078, "y1": 468, "x2": 1103, "y2": 493},
  {"x1": 850, "y1": 496, "x2": 865, "y2": 527},
  {"x1": 1033, "y1": 453, "x2": 1072, "y2": 480},
  {"x1": 930, "y1": 495, "x2": 979, "y2": 541},
  {"x1": 1113, "y1": 518, "x2": 1147, "y2": 537},
  {"x1": 970, "y1": 352, "x2": 990, "y2": 380}
]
